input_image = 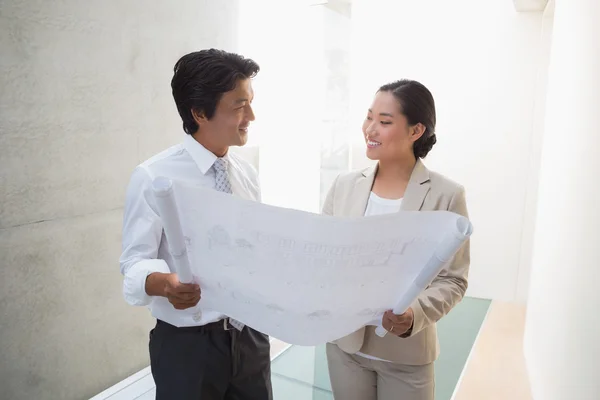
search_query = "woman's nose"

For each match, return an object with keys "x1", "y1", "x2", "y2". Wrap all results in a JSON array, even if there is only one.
[{"x1": 366, "y1": 127, "x2": 377, "y2": 138}]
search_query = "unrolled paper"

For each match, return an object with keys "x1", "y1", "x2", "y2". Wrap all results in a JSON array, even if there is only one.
[{"x1": 152, "y1": 178, "x2": 473, "y2": 345}]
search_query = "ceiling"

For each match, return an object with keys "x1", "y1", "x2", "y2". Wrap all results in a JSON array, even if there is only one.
[
  {"x1": 512, "y1": 0, "x2": 549, "y2": 12},
  {"x1": 311, "y1": 0, "x2": 550, "y2": 13}
]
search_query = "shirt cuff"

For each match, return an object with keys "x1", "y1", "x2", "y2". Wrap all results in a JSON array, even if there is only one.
[
  {"x1": 403, "y1": 298, "x2": 427, "y2": 337},
  {"x1": 123, "y1": 259, "x2": 170, "y2": 306}
]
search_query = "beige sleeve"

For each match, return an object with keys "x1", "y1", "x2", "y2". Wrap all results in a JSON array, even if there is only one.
[{"x1": 404, "y1": 186, "x2": 471, "y2": 337}]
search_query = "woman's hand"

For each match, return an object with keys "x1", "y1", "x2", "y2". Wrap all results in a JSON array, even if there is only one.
[{"x1": 382, "y1": 308, "x2": 414, "y2": 336}]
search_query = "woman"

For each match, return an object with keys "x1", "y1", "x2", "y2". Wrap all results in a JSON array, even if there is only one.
[{"x1": 323, "y1": 79, "x2": 470, "y2": 400}]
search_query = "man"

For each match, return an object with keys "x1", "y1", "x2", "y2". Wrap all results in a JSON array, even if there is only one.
[{"x1": 119, "y1": 49, "x2": 272, "y2": 400}]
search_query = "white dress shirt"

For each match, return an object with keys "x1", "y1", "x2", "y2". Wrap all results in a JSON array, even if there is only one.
[{"x1": 119, "y1": 135, "x2": 261, "y2": 327}]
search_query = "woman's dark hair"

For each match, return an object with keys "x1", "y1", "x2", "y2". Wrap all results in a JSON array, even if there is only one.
[
  {"x1": 171, "y1": 49, "x2": 260, "y2": 134},
  {"x1": 378, "y1": 79, "x2": 437, "y2": 158}
]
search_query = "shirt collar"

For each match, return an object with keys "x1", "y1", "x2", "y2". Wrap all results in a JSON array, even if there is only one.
[{"x1": 183, "y1": 135, "x2": 228, "y2": 175}]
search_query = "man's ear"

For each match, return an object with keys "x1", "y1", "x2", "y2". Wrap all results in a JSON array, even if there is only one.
[{"x1": 192, "y1": 108, "x2": 207, "y2": 126}]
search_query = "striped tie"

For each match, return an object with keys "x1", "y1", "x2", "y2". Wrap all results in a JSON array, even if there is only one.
[{"x1": 212, "y1": 157, "x2": 244, "y2": 331}]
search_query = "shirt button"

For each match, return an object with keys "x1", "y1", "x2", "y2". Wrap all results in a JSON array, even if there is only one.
[{"x1": 193, "y1": 312, "x2": 202, "y2": 322}]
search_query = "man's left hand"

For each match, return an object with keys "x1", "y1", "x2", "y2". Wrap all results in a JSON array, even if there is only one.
[{"x1": 382, "y1": 308, "x2": 414, "y2": 336}]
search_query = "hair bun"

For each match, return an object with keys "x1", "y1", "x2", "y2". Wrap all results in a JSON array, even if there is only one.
[
  {"x1": 427, "y1": 133, "x2": 437, "y2": 146},
  {"x1": 414, "y1": 133, "x2": 436, "y2": 159}
]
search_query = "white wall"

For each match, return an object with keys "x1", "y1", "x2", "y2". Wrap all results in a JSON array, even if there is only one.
[
  {"x1": 0, "y1": 1, "x2": 240, "y2": 399},
  {"x1": 237, "y1": 0, "x2": 326, "y2": 213},
  {"x1": 237, "y1": 2, "x2": 356, "y2": 215},
  {"x1": 348, "y1": 0, "x2": 546, "y2": 301},
  {"x1": 524, "y1": 0, "x2": 600, "y2": 398},
  {"x1": 514, "y1": 0, "x2": 555, "y2": 303}
]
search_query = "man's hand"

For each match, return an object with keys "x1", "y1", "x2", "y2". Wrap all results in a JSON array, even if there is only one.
[
  {"x1": 382, "y1": 308, "x2": 414, "y2": 337},
  {"x1": 145, "y1": 272, "x2": 201, "y2": 310}
]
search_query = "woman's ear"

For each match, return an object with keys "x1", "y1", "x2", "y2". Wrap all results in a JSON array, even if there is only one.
[{"x1": 410, "y1": 123, "x2": 426, "y2": 142}]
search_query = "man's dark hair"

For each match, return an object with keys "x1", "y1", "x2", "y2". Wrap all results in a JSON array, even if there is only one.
[
  {"x1": 171, "y1": 49, "x2": 260, "y2": 134},
  {"x1": 378, "y1": 79, "x2": 437, "y2": 158}
]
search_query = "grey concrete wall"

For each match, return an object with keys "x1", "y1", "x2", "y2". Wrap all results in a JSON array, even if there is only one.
[{"x1": 0, "y1": 1, "x2": 239, "y2": 398}]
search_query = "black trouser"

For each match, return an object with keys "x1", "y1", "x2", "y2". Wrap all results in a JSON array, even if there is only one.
[{"x1": 149, "y1": 319, "x2": 273, "y2": 400}]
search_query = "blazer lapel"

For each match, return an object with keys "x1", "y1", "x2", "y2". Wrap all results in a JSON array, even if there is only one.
[
  {"x1": 400, "y1": 159, "x2": 431, "y2": 211},
  {"x1": 347, "y1": 165, "x2": 377, "y2": 217}
]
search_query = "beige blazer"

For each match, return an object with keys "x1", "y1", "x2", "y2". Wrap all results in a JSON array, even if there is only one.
[{"x1": 322, "y1": 159, "x2": 470, "y2": 365}]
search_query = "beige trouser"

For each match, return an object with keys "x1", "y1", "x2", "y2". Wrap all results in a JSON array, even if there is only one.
[{"x1": 326, "y1": 343, "x2": 435, "y2": 400}]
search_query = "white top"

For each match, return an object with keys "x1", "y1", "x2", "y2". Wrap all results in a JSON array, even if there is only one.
[
  {"x1": 356, "y1": 191, "x2": 403, "y2": 362},
  {"x1": 364, "y1": 191, "x2": 403, "y2": 216},
  {"x1": 119, "y1": 135, "x2": 260, "y2": 327}
]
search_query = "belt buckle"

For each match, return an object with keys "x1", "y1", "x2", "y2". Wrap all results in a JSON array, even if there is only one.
[{"x1": 223, "y1": 318, "x2": 232, "y2": 330}]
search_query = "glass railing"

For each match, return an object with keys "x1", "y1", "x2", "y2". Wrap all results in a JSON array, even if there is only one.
[{"x1": 270, "y1": 297, "x2": 490, "y2": 400}]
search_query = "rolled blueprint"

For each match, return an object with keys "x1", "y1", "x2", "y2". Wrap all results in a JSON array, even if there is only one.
[
  {"x1": 155, "y1": 181, "x2": 476, "y2": 345},
  {"x1": 374, "y1": 216, "x2": 473, "y2": 337},
  {"x1": 152, "y1": 177, "x2": 194, "y2": 284}
]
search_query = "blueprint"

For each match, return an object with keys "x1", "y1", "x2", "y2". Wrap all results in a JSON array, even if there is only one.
[{"x1": 152, "y1": 178, "x2": 473, "y2": 345}]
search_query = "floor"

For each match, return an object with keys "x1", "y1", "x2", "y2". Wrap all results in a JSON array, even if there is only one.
[{"x1": 453, "y1": 301, "x2": 533, "y2": 400}]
